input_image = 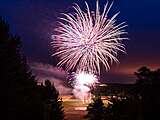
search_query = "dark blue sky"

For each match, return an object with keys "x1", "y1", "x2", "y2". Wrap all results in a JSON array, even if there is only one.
[{"x1": 1, "y1": 0, "x2": 160, "y2": 83}]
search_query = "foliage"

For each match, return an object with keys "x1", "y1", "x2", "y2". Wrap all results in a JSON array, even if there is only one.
[
  {"x1": 85, "y1": 97, "x2": 108, "y2": 120},
  {"x1": 0, "y1": 16, "x2": 42, "y2": 120},
  {"x1": 39, "y1": 80, "x2": 65, "y2": 120},
  {"x1": 108, "y1": 97, "x2": 142, "y2": 120},
  {"x1": 1, "y1": 17, "x2": 65, "y2": 120},
  {"x1": 135, "y1": 66, "x2": 160, "y2": 119}
]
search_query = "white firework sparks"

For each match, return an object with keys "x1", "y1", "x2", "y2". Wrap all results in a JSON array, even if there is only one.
[
  {"x1": 51, "y1": 0, "x2": 127, "y2": 74},
  {"x1": 72, "y1": 71, "x2": 98, "y2": 103}
]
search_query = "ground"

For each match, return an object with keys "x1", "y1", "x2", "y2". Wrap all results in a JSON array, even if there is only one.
[
  {"x1": 61, "y1": 95, "x2": 88, "y2": 120},
  {"x1": 61, "y1": 95, "x2": 109, "y2": 120}
]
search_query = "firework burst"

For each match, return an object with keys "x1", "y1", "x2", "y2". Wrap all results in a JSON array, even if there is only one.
[
  {"x1": 52, "y1": 0, "x2": 127, "y2": 74},
  {"x1": 71, "y1": 71, "x2": 98, "y2": 103}
]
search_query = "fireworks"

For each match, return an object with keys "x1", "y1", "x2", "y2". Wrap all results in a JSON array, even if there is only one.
[
  {"x1": 72, "y1": 71, "x2": 98, "y2": 103},
  {"x1": 51, "y1": 0, "x2": 127, "y2": 74},
  {"x1": 52, "y1": 0, "x2": 128, "y2": 103}
]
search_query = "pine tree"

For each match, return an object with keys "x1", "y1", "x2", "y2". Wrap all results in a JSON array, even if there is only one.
[
  {"x1": 85, "y1": 97, "x2": 107, "y2": 120},
  {"x1": 0, "y1": 17, "x2": 43, "y2": 120},
  {"x1": 42, "y1": 80, "x2": 65, "y2": 120}
]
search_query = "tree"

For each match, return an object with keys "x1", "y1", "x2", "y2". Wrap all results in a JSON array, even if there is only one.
[
  {"x1": 135, "y1": 66, "x2": 152, "y2": 85},
  {"x1": 135, "y1": 66, "x2": 160, "y2": 120},
  {"x1": 1, "y1": 17, "x2": 43, "y2": 120},
  {"x1": 85, "y1": 96, "x2": 142, "y2": 120},
  {"x1": 42, "y1": 80, "x2": 65, "y2": 120},
  {"x1": 106, "y1": 97, "x2": 142, "y2": 120},
  {"x1": 85, "y1": 97, "x2": 108, "y2": 120}
]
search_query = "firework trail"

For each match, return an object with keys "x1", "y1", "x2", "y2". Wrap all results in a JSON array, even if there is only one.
[{"x1": 52, "y1": 0, "x2": 127, "y2": 74}]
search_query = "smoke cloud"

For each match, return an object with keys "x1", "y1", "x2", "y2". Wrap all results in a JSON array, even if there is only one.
[{"x1": 30, "y1": 62, "x2": 72, "y2": 95}]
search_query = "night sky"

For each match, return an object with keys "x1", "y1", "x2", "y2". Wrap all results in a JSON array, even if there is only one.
[{"x1": 1, "y1": 0, "x2": 160, "y2": 86}]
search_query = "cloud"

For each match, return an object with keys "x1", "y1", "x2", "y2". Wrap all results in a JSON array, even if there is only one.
[{"x1": 30, "y1": 62, "x2": 72, "y2": 95}]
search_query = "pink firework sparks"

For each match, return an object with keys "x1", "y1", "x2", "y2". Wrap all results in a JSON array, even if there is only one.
[{"x1": 51, "y1": 0, "x2": 128, "y2": 74}]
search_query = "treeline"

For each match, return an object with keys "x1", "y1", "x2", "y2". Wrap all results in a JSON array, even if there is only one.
[
  {"x1": 85, "y1": 67, "x2": 160, "y2": 120},
  {"x1": 1, "y1": 17, "x2": 64, "y2": 120}
]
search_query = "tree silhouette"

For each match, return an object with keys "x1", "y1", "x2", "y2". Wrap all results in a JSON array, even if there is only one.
[
  {"x1": 85, "y1": 97, "x2": 108, "y2": 120},
  {"x1": 1, "y1": 17, "x2": 42, "y2": 120},
  {"x1": 135, "y1": 66, "x2": 152, "y2": 86},
  {"x1": 2, "y1": 17, "x2": 65, "y2": 120},
  {"x1": 107, "y1": 97, "x2": 143, "y2": 120},
  {"x1": 135, "y1": 66, "x2": 160, "y2": 120},
  {"x1": 42, "y1": 80, "x2": 65, "y2": 120}
]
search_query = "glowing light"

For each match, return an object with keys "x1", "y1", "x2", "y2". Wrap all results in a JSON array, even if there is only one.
[
  {"x1": 52, "y1": 0, "x2": 128, "y2": 102},
  {"x1": 72, "y1": 71, "x2": 98, "y2": 103},
  {"x1": 74, "y1": 107, "x2": 87, "y2": 111},
  {"x1": 52, "y1": 0, "x2": 127, "y2": 74},
  {"x1": 76, "y1": 71, "x2": 98, "y2": 85}
]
